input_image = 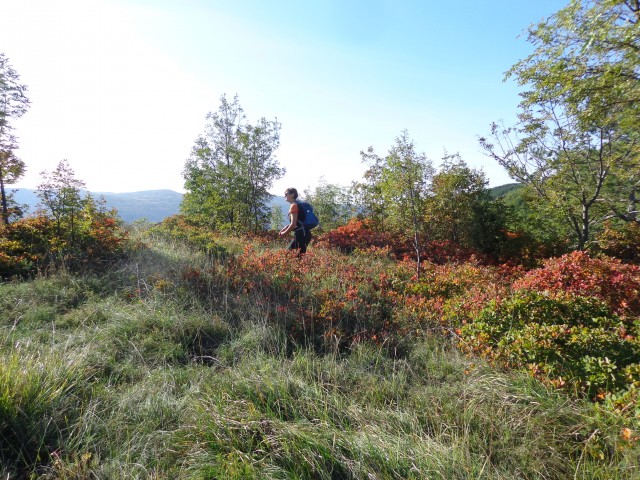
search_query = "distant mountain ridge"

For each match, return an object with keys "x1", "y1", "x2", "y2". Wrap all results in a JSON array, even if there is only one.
[
  {"x1": 11, "y1": 189, "x2": 290, "y2": 224},
  {"x1": 488, "y1": 183, "x2": 521, "y2": 199},
  {"x1": 13, "y1": 189, "x2": 183, "y2": 223}
]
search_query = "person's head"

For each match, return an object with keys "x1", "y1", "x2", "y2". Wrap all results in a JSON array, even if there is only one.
[{"x1": 284, "y1": 188, "x2": 298, "y2": 201}]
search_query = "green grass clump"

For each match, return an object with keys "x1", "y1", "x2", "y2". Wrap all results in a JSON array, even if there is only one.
[{"x1": 0, "y1": 349, "x2": 90, "y2": 477}]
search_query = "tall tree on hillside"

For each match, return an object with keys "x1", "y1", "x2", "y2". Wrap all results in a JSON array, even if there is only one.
[
  {"x1": 481, "y1": 0, "x2": 640, "y2": 249},
  {"x1": 514, "y1": 0, "x2": 640, "y2": 224},
  {"x1": 235, "y1": 118, "x2": 284, "y2": 233},
  {"x1": 354, "y1": 131, "x2": 433, "y2": 276},
  {"x1": 424, "y1": 153, "x2": 503, "y2": 252},
  {"x1": 182, "y1": 95, "x2": 244, "y2": 228},
  {"x1": 383, "y1": 132, "x2": 434, "y2": 277},
  {"x1": 481, "y1": 112, "x2": 632, "y2": 250},
  {"x1": 182, "y1": 95, "x2": 284, "y2": 232},
  {"x1": 354, "y1": 131, "x2": 434, "y2": 232},
  {"x1": 37, "y1": 159, "x2": 86, "y2": 241},
  {"x1": 0, "y1": 53, "x2": 30, "y2": 225},
  {"x1": 380, "y1": 131, "x2": 433, "y2": 232}
]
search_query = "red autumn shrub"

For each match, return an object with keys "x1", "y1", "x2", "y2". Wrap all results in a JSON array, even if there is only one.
[
  {"x1": 316, "y1": 218, "x2": 410, "y2": 257},
  {"x1": 421, "y1": 240, "x2": 487, "y2": 265},
  {"x1": 0, "y1": 216, "x2": 56, "y2": 277},
  {"x1": 513, "y1": 251, "x2": 640, "y2": 316},
  {"x1": 404, "y1": 259, "x2": 519, "y2": 328},
  {"x1": 318, "y1": 219, "x2": 489, "y2": 264},
  {"x1": 220, "y1": 239, "x2": 523, "y2": 349},
  {"x1": 224, "y1": 244, "x2": 416, "y2": 348},
  {"x1": 78, "y1": 216, "x2": 129, "y2": 265},
  {"x1": 226, "y1": 246, "x2": 307, "y2": 299}
]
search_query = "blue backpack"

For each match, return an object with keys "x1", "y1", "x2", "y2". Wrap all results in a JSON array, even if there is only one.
[{"x1": 296, "y1": 200, "x2": 319, "y2": 230}]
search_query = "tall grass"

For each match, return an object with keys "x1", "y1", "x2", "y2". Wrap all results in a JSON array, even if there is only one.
[
  {"x1": 0, "y1": 229, "x2": 637, "y2": 478},
  {"x1": 0, "y1": 349, "x2": 90, "y2": 477}
]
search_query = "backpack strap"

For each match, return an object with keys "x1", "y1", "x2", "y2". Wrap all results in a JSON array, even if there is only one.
[{"x1": 294, "y1": 201, "x2": 306, "y2": 233}]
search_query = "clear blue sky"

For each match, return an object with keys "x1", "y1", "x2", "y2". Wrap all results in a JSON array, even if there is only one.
[{"x1": 2, "y1": 0, "x2": 567, "y2": 194}]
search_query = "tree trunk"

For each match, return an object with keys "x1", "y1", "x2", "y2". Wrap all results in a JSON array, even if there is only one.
[
  {"x1": 0, "y1": 175, "x2": 8, "y2": 225},
  {"x1": 578, "y1": 202, "x2": 590, "y2": 251}
]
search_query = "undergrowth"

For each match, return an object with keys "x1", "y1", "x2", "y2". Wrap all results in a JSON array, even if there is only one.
[{"x1": 0, "y1": 228, "x2": 638, "y2": 479}]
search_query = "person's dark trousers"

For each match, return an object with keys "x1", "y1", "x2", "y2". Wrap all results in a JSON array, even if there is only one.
[{"x1": 288, "y1": 228, "x2": 312, "y2": 254}]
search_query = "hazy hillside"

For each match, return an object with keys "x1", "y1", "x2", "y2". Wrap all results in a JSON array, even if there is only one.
[
  {"x1": 11, "y1": 188, "x2": 39, "y2": 208},
  {"x1": 98, "y1": 190, "x2": 183, "y2": 223},
  {"x1": 488, "y1": 183, "x2": 521, "y2": 199},
  {"x1": 12, "y1": 189, "x2": 183, "y2": 223},
  {"x1": 11, "y1": 188, "x2": 292, "y2": 224}
]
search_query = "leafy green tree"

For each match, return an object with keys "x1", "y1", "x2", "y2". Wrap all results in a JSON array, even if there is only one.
[
  {"x1": 354, "y1": 131, "x2": 433, "y2": 231},
  {"x1": 424, "y1": 153, "x2": 489, "y2": 246},
  {"x1": 182, "y1": 95, "x2": 284, "y2": 233},
  {"x1": 0, "y1": 150, "x2": 26, "y2": 223},
  {"x1": 37, "y1": 159, "x2": 86, "y2": 241},
  {"x1": 351, "y1": 146, "x2": 388, "y2": 227},
  {"x1": 235, "y1": 118, "x2": 285, "y2": 232},
  {"x1": 512, "y1": 0, "x2": 639, "y2": 133},
  {"x1": 182, "y1": 95, "x2": 244, "y2": 229},
  {"x1": 481, "y1": 0, "x2": 640, "y2": 249},
  {"x1": 303, "y1": 177, "x2": 352, "y2": 231},
  {"x1": 0, "y1": 53, "x2": 30, "y2": 225},
  {"x1": 481, "y1": 113, "x2": 627, "y2": 250},
  {"x1": 517, "y1": 0, "x2": 640, "y2": 222},
  {"x1": 380, "y1": 132, "x2": 434, "y2": 238},
  {"x1": 353, "y1": 131, "x2": 434, "y2": 275},
  {"x1": 421, "y1": 154, "x2": 512, "y2": 259}
]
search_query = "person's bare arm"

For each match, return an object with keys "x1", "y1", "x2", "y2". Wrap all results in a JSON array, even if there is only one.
[{"x1": 279, "y1": 211, "x2": 298, "y2": 236}]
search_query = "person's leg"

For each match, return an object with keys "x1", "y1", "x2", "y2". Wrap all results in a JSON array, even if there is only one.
[
  {"x1": 300, "y1": 230, "x2": 312, "y2": 254},
  {"x1": 288, "y1": 228, "x2": 305, "y2": 253},
  {"x1": 299, "y1": 232, "x2": 307, "y2": 254}
]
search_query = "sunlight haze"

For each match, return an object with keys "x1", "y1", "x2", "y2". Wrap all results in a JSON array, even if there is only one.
[{"x1": 2, "y1": 0, "x2": 566, "y2": 194}]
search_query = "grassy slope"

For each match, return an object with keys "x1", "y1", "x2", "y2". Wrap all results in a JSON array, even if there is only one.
[{"x1": 1, "y1": 232, "x2": 638, "y2": 479}]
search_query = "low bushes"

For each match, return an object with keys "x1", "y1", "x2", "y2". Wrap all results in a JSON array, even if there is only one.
[
  {"x1": 212, "y1": 244, "x2": 640, "y2": 427},
  {"x1": 225, "y1": 246, "x2": 413, "y2": 348},
  {"x1": 315, "y1": 218, "x2": 485, "y2": 264},
  {"x1": 513, "y1": 250, "x2": 640, "y2": 316},
  {"x1": 148, "y1": 215, "x2": 229, "y2": 257},
  {"x1": 460, "y1": 291, "x2": 640, "y2": 398},
  {"x1": 0, "y1": 211, "x2": 128, "y2": 278},
  {"x1": 459, "y1": 252, "x2": 640, "y2": 418},
  {"x1": 220, "y1": 245, "x2": 517, "y2": 349}
]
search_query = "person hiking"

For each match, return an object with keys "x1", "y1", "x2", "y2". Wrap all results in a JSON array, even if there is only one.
[{"x1": 279, "y1": 187, "x2": 312, "y2": 255}]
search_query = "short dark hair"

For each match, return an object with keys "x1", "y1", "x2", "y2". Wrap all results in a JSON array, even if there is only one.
[{"x1": 285, "y1": 188, "x2": 298, "y2": 199}]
